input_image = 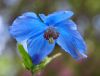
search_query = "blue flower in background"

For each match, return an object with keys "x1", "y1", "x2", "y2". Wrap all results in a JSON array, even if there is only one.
[{"x1": 10, "y1": 11, "x2": 87, "y2": 64}]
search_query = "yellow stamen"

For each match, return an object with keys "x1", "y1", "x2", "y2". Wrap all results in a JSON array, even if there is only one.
[{"x1": 48, "y1": 37, "x2": 54, "y2": 44}]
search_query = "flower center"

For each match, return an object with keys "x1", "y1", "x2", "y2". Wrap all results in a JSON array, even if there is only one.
[{"x1": 44, "y1": 26, "x2": 59, "y2": 44}]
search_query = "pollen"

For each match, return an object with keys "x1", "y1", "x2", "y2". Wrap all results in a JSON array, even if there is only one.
[{"x1": 44, "y1": 26, "x2": 59, "y2": 43}]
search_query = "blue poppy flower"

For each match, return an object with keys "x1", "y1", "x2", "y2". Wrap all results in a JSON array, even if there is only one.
[{"x1": 10, "y1": 11, "x2": 87, "y2": 64}]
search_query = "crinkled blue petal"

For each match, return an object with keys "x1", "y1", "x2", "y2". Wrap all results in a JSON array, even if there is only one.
[
  {"x1": 22, "y1": 12, "x2": 39, "y2": 19},
  {"x1": 55, "y1": 20, "x2": 77, "y2": 31},
  {"x1": 27, "y1": 34, "x2": 55, "y2": 64},
  {"x1": 44, "y1": 11, "x2": 73, "y2": 25},
  {"x1": 9, "y1": 12, "x2": 47, "y2": 42},
  {"x1": 57, "y1": 28, "x2": 87, "y2": 60},
  {"x1": 39, "y1": 14, "x2": 46, "y2": 22}
]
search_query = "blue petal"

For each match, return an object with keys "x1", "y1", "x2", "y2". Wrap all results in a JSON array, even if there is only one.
[
  {"x1": 39, "y1": 14, "x2": 46, "y2": 22},
  {"x1": 22, "y1": 12, "x2": 39, "y2": 19},
  {"x1": 55, "y1": 20, "x2": 77, "y2": 30},
  {"x1": 44, "y1": 11, "x2": 73, "y2": 25},
  {"x1": 10, "y1": 12, "x2": 47, "y2": 42},
  {"x1": 57, "y1": 28, "x2": 87, "y2": 60},
  {"x1": 27, "y1": 34, "x2": 55, "y2": 64}
]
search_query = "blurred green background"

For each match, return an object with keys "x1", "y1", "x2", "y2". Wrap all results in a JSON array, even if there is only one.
[{"x1": 0, "y1": 0, "x2": 100, "y2": 76}]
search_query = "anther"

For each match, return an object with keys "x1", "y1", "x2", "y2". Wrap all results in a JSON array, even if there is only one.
[{"x1": 44, "y1": 26, "x2": 59, "y2": 44}]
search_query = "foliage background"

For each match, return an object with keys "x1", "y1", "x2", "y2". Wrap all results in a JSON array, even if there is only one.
[{"x1": 0, "y1": 0, "x2": 100, "y2": 76}]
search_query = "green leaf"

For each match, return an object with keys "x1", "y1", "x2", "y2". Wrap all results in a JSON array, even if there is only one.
[
  {"x1": 17, "y1": 44, "x2": 61, "y2": 73},
  {"x1": 17, "y1": 44, "x2": 51, "y2": 73},
  {"x1": 18, "y1": 44, "x2": 34, "y2": 70},
  {"x1": 32, "y1": 57, "x2": 51, "y2": 72}
]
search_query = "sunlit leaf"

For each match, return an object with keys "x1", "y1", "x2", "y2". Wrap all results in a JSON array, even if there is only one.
[{"x1": 18, "y1": 44, "x2": 34, "y2": 70}]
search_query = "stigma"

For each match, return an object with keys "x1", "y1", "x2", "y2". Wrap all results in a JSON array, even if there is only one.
[{"x1": 44, "y1": 26, "x2": 59, "y2": 44}]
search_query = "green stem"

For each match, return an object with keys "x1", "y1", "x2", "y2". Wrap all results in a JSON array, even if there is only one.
[
  {"x1": 31, "y1": 71, "x2": 34, "y2": 76},
  {"x1": 31, "y1": 53, "x2": 62, "y2": 76},
  {"x1": 51, "y1": 53, "x2": 62, "y2": 60},
  {"x1": 31, "y1": 71, "x2": 41, "y2": 76}
]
